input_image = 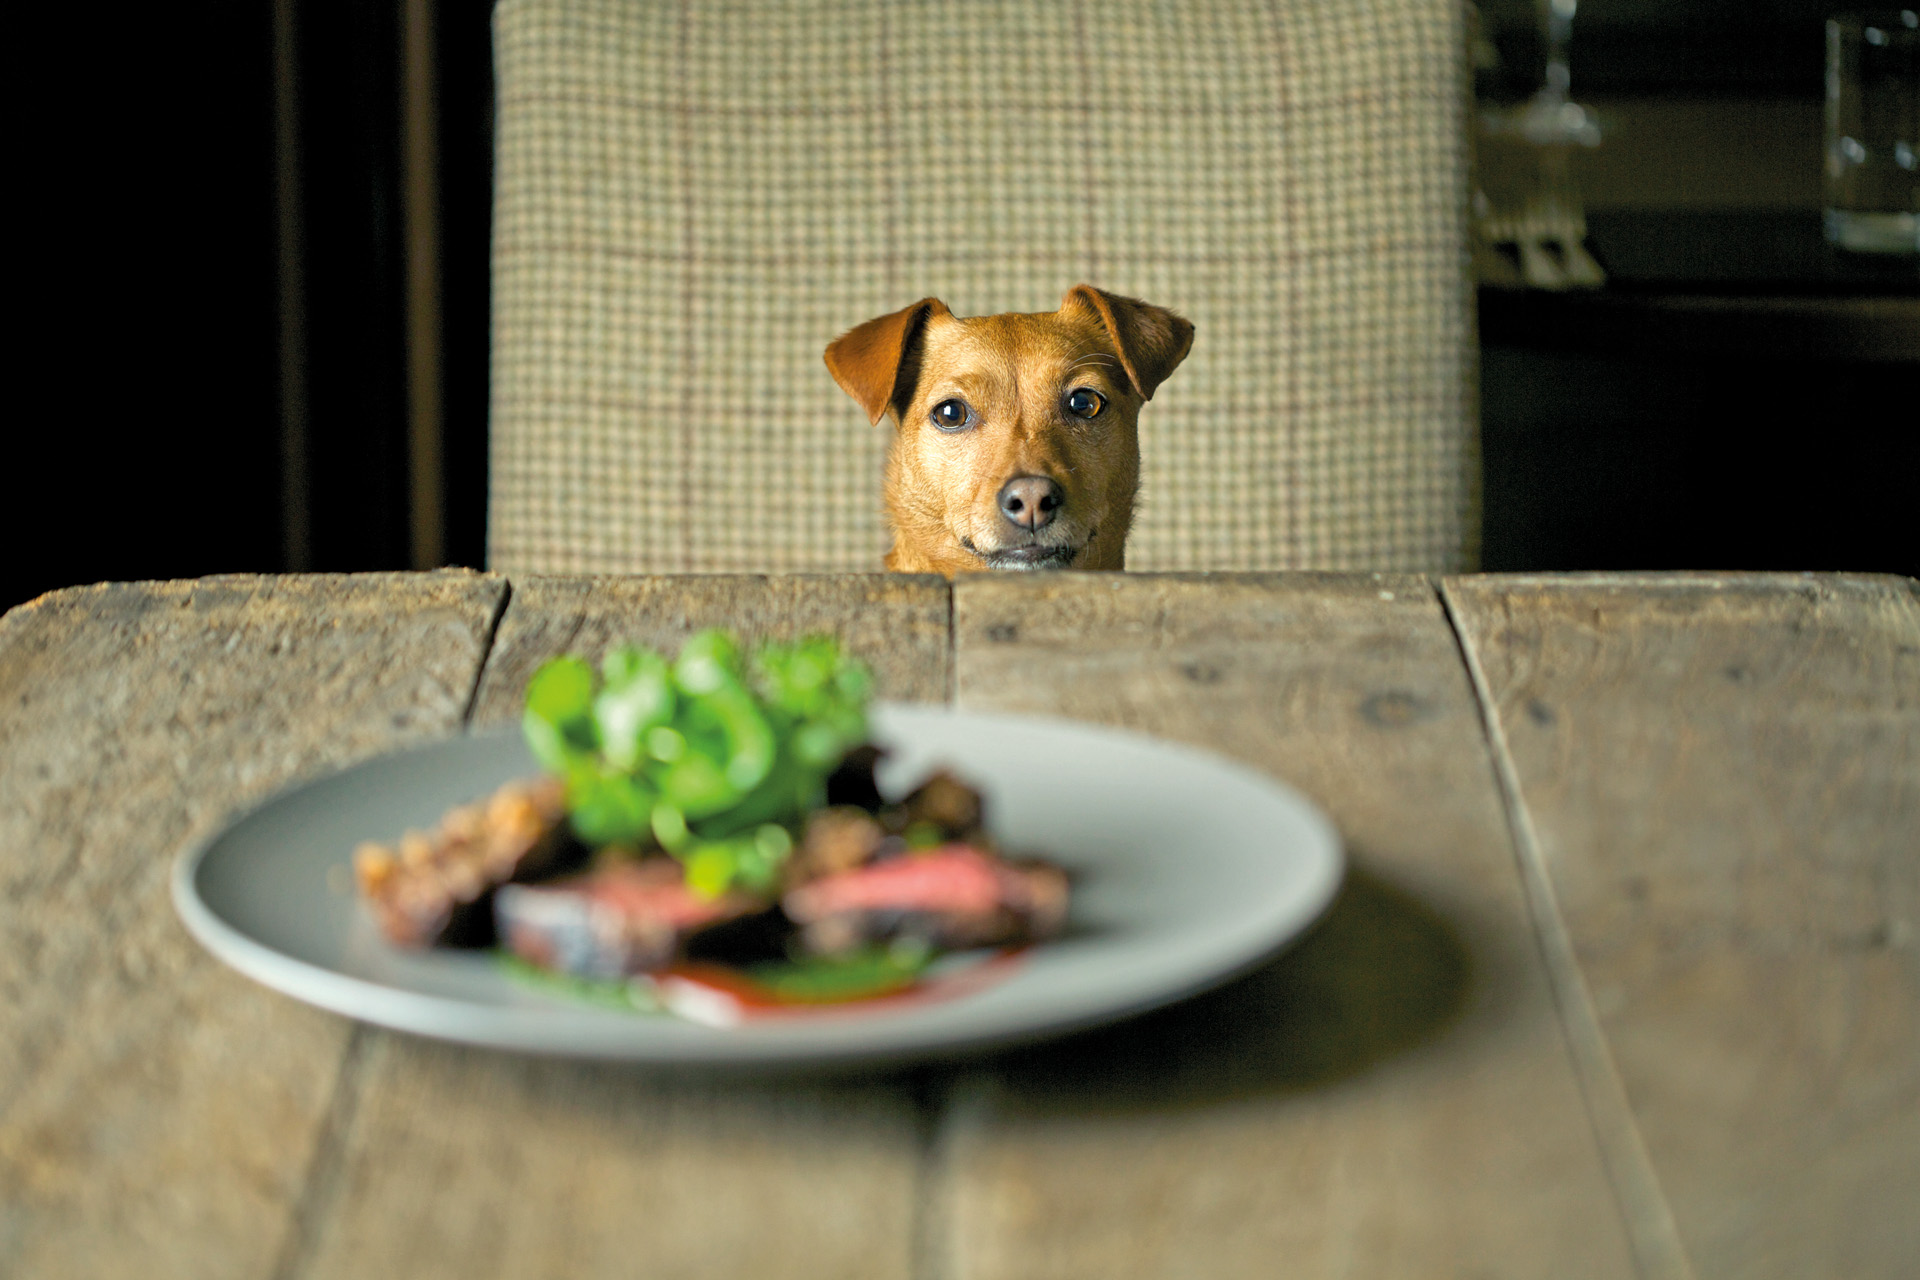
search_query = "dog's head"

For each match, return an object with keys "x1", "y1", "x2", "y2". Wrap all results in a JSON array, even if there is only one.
[{"x1": 825, "y1": 285, "x2": 1193, "y2": 574}]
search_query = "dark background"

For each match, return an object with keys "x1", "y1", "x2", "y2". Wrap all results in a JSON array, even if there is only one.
[
  {"x1": 6, "y1": 1, "x2": 1914, "y2": 617},
  {"x1": 10, "y1": 0, "x2": 493, "y2": 611}
]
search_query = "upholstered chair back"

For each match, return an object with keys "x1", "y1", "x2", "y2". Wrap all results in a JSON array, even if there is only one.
[{"x1": 488, "y1": 0, "x2": 1478, "y2": 573}]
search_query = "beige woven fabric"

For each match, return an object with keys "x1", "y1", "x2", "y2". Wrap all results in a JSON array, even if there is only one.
[{"x1": 490, "y1": 0, "x2": 1478, "y2": 574}]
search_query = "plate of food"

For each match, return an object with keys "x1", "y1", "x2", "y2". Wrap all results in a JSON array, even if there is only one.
[{"x1": 172, "y1": 632, "x2": 1343, "y2": 1066}]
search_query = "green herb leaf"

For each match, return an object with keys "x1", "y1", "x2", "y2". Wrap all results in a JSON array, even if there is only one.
[
  {"x1": 568, "y1": 769, "x2": 654, "y2": 846},
  {"x1": 526, "y1": 654, "x2": 595, "y2": 726},
  {"x1": 684, "y1": 843, "x2": 738, "y2": 897},
  {"x1": 745, "y1": 943, "x2": 932, "y2": 1002},
  {"x1": 593, "y1": 647, "x2": 674, "y2": 769},
  {"x1": 520, "y1": 631, "x2": 874, "y2": 894},
  {"x1": 522, "y1": 655, "x2": 597, "y2": 773}
]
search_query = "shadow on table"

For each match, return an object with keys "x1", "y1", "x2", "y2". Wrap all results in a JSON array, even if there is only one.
[{"x1": 937, "y1": 863, "x2": 1473, "y2": 1110}]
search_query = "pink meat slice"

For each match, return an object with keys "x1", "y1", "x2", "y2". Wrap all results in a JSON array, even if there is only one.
[
  {"x1": 497, "y1": 860, "x2": 762, "y2": 977},
  {"x1": 782, "y1": 844, "x2": 1069, "y2": 954},
  {"x1": 784, "y1": 844, "x2": 1010, "y2": 918},
  {"x1": 582, "y1": 865, "x2": 743, "y2": 928}
]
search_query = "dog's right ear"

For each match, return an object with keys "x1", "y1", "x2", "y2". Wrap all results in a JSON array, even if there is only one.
[
  {"x1": 825, "y1": 298, "x2": 951, "y2": 426},
  {"x1": 1061, "y1": 285, "x2": 1194, "y2": 402}
]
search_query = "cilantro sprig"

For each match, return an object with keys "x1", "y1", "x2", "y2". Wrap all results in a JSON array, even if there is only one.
[{"x1": 521, "y1": 630, "x2": 873, "y2": 895}]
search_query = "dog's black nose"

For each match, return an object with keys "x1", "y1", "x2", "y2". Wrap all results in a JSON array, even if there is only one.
[{"x1": 997, "y1": 476, "x2": 1064, "y2": 531}]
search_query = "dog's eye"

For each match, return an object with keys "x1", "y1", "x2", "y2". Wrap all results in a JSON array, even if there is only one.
[
  {"x1": 1065, "y1": 388, "x2": 1106, "y2": 419},
  {"x1": 930, "y1": 399, "x2": 973, "y2": 432}
]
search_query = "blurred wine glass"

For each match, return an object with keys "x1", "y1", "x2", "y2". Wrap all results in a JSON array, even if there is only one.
[
  {"x1": 1823, "y1": 10, "x2": 1918, "y2": 254},
  {"x1": 1473, "y1": 0, "x2": 1607, "y2": 288}
]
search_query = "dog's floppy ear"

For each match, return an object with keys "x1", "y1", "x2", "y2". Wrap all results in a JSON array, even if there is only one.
[
  {"x1": 825, "y1": 297, "x2": 952, "y2": 426},
  {"x1": 1062, "y1": 285, "x2": 1194, "y2": 401}
]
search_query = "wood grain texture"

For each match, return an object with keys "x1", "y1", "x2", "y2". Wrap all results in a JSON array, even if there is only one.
[
  {"x1": 939, "y1": 573, "x2": 1640, "y2": 1279},
  {"x1": 469, "y1": 574, "x2": 952, "y2": 727},
  {"x1": 304, "y1": 574, "x2": 953, "y2": 1280},
  {"x1": 294, "y1": 1036, "x2": 924, "y2": 1280},
  {"x1": 0, "y1": 572, "x2": 507, "y2": 1280},
  {"x1": 1444, "y1": 572, "x2": 1920, "y2": 1280}
]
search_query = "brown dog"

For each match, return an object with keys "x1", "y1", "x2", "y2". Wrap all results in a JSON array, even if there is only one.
[{"x1": 825, "y1": 285, "x2": 1192, "y2": 574}]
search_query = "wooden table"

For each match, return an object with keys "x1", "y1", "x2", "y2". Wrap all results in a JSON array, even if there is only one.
[{"x1": 3, "y1": 570, "x2": 1915, "y2": 1279}]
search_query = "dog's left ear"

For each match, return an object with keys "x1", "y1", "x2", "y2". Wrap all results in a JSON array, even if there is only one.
[
  {"x1": 825, "y1": 297, "x2": 952, "y2": 426},
  {"x1": 1062, "y1": 285, "x2": 1195, "y2": 401}
]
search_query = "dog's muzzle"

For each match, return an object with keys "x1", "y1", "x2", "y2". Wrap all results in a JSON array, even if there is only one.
[
  {"x1": 982, "y1": 544, "x2": 1077, "y2": 570},
  {"x1": 961, "y1": 535, "x2": 1086, "y2": 571}
]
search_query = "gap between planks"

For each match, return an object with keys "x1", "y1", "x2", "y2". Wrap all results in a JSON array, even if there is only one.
[
  {"x1": 921, "y1": 579, "x2": 962, "y2": 1280},
  {"x1": 268, "y1": 1027, "x2": 375, "y2": 1280},
  {"x1": 1432, "y1": 576, "x2": 1696, "y2": 1280},
  {"x1": 459, "y1": 576, "x2": 516, "y2": 728},
  {"x1": 908, "y1": 1067, "x2": 976, "y2": 1280}
]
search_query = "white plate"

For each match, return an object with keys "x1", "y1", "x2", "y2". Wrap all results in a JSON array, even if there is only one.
[{"x1": 173, "y1": 705, "x2": 1344, "y2": 1067}]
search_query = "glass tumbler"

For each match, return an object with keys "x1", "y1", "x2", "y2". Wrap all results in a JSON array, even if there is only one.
[{"x1": 1825, "y1": 11, "x2": 1919, "y2": 253}]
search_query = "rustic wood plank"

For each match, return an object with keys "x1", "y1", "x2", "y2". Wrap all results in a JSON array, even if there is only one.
[
  {"x1": 939, "y1": 573, "x2": 1643, "y2": 1279},
  {"x1": 469, "y1": 573, "x2": 952, "y2": 727},
  {"x1": 299, "y1": 574, "x2": 952, "y2": 1280},
  {"x1": 296, "y1": 1037, "x2": 925, "y2": 1280},
  {"x1": 0, "y1": 572, "x2": 507, "y2": 1280},
  {"x1": 1443, "y1": 572, "x2": 1920, "y2": 1280}
]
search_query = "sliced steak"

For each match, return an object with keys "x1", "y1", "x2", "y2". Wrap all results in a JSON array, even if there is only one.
[
  {"x1": 354, "y1": 775, "x2": 578, "y2": 948},
  {"x1": 784, "y1": 806, "x2": 890, "y2": 882},
  {"x1": 892, "y1": 770, "x2": 985, "y2": 840},
  {"x1": 781, "y1": 843, "x2": 1069, "y2": 956},
  {"x1": 496, "y1": 859, "x2": 766, "y2": 978}
]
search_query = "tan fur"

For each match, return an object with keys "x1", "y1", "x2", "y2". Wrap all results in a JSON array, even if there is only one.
[{"x1": 825, "y1": 285, "x2": 1193, "y2": 576}]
